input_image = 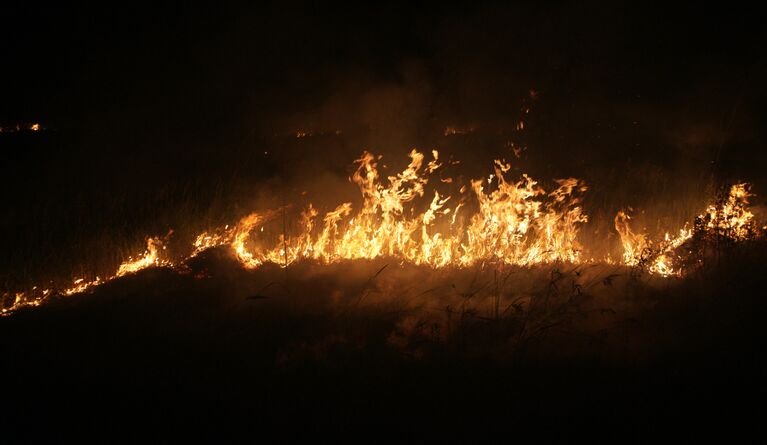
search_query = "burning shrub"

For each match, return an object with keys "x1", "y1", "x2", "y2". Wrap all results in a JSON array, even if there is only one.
[{"x1": 615, "y1": 183, "x2": 762, "y2": 277}]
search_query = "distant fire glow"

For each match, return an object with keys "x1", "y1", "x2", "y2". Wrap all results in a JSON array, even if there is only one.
[
  {"x1": 0, "y1": 122, "x2": 42, "y2": 133},
  {"x1": 1, "y1": 151, "x2": 761, "y2": 315}
]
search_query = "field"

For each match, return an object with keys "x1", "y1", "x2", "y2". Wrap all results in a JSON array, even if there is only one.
[
  {"x1": 2, "y1": 5, "x2": 765, "y2": 438},
  {"x1": 3, "y1": 241, "x2": 766, "y2": 440}
]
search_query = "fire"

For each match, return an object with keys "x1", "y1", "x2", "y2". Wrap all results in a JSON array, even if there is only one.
[
  {"x1": 115, "y1": 236, "x2": 171, "y2": 276},
  {"x1": 1, "y1": 151, "x2": 761, "y2": 316},
  {"x1": 615, "y1": 183, "x2": 757, "y2": 276},
  {"x1": 2, "y1": 236, "x2": 171, "y2": 315},
  {"x1": 64, "y1": 277, "x2": 102, "y2": 296},
  {"x1": 701, "y1": 183, "x2": 755, "y2": 241},
  {"x1": 614, "y1": 210, "x2": 650, "y2": 267},
  {"x1": 203, "y1": 150, "x2": 588, "y2": 268}
]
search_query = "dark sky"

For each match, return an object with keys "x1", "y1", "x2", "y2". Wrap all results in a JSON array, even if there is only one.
[
  {"x1": 2, "y1": 2, "x2": 766, "y2": 218},
  {"x1": 4, "y1": 4, "x2": 764, "y2": 130}
]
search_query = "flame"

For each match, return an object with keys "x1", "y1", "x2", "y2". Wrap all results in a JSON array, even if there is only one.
[
  {"x1": 614, "y1": 210, "x2": 650, "y2": 267},
  {"x1": 2, "y1": 151, "x2": 761, "y2": 316},
  {"x1": 615, "y1": 183, "x2": 757, "y2": 276},
  {"x1": 701, "y1": 183, "x2": 755, "y2": 240},
  {"x1": 2, "y1": 236, "x2": 171, "y2": 315},
  {"x1": 190, "y1": 150, "x2": 588, "y2": 269},
  {"x1": 116, "y1": 237, "x2": 170, "y2": 276},
  {"x1": 64, "y1": 277, "x2": 102, "y2": 296}
]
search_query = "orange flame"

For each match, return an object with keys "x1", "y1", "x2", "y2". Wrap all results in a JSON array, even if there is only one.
[
  {"x1": 196, "y1": 150, "x2": 589, "y2": 269},
  {"x1": 2, "y1": 153, "x2": 761, "y2": 316},
  {"x1": 615, "y1": 183, "x2": 757, "y2": 276}
]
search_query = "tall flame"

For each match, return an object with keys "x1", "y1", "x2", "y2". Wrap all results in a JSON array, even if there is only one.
[
  {"x1": 2, "y1": 151, "x2": 761, "y2": 316},
  {"x1": 205, "y1": 150, "x2": 589, "y2": 268}
]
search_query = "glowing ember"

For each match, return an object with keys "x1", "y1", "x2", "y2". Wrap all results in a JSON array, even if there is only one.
[
  {"x1": 443, "y1": 126, "x2": 475, "y2": 136},
  {"x1": 293, "y1": 129, "x2": 342, "y2": 138},
  {"x1": 0, "y1": 122, "x2": 43, "y2": 133}
]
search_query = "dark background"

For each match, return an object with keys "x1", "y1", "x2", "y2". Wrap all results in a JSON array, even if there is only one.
[
  {"x1": 2, "y1": 3, "x2": 767, "y2": 441},
  {"x1": 3, "y1": 1, "x2": 766, "y2": 288},
  {"x1": 4, "y1": 3, "x2": 764, "y2": 167}
]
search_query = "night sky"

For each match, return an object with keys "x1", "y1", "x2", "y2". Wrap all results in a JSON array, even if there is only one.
[
  {"x1": 4, "y1": 4, "x2": 764, "y2": 156},
  {"x1": 2, "y1": 2, "x2": 766, "y2": 268}
]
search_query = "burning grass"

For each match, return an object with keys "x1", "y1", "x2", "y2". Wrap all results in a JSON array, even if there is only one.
[
  {"x1": 615, "y1": 183, "x2": 761, "y2": 277},
  {"x1": 3, "y1": 211, "x2": 766, "y2": 440},
  {"x1": 7, "y1": 240, "x2": 767, "y2": 365},
  {"x1": 1, "y1": 150, "x2": 763, "y2": 315}
]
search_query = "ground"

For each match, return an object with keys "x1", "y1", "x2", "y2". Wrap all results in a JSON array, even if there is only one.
[{"x1": 2, "y1": 245, "x2": 766, "y2": 441}]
